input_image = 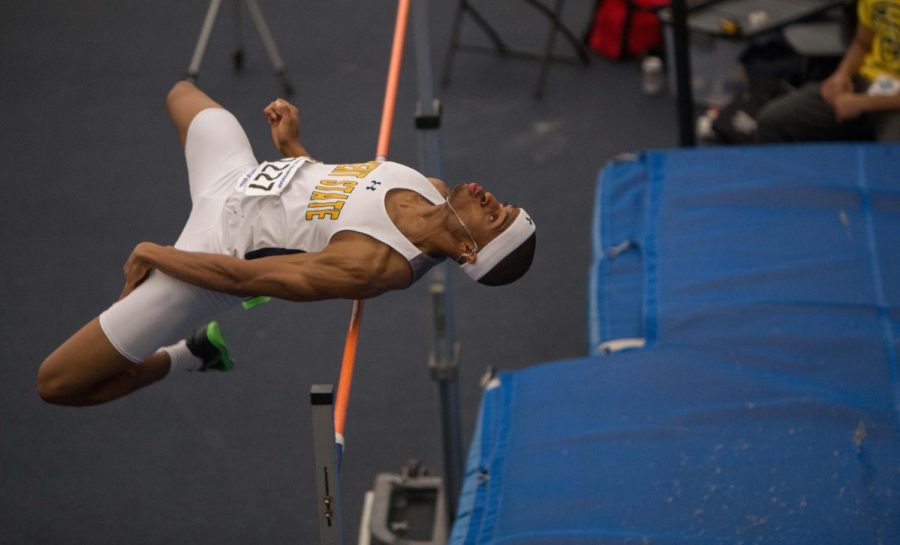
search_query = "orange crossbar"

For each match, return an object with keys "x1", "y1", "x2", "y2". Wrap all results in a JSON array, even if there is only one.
[
  {"x1": 334, "y1": 0, "x2": 412, "y2": 439},
  {"x1": 334, "y1": 299, "x2": 362, "y2": 438},
  {"x1": 376, "y1": 0, "x2": 412, "y2": 161}
]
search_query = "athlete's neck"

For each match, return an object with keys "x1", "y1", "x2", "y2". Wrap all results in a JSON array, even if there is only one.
[{"x1": 385, "y1": 189, "x2": 455, "y2": 257}]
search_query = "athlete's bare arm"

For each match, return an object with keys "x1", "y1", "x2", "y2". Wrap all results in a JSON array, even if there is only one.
[{"x1": 120, "y1": 233, "x2": 412, "y2": 302}]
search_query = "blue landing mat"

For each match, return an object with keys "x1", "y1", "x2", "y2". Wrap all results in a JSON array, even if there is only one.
[
  {"x1": 452, "y1": 350, "x2": 900, "y2": 544},
  {"x1": 452, "y1": 144, "x2": 900, "y2": 544},
  {"x1": 590, "y1": 144, "x2": 900, "y2": 360}
]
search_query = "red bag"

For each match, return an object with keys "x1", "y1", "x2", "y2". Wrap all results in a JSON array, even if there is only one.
[{"x1": 586, "y1": 0, "x2": 670, "y2": 60}]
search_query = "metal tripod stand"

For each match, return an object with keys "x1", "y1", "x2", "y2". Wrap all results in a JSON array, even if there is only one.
[{"x1": 186, "y1": 0, "x2": 294, "y2": 95}]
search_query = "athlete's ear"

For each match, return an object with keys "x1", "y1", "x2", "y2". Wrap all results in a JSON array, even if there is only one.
[{"x1": 456, "y1": 245, "x2": 477, "y2": 265}]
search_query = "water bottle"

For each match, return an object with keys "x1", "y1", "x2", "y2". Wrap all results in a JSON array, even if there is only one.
[{"x1": 642, "y1": 56, "x2": 664, "y2": 96}]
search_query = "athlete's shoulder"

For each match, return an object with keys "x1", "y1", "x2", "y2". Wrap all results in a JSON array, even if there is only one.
[
  {"x1": 379, "y1": 162, "x2": 445, "y2": 202},
  {"x1": 380, "y1": 160, "x2": 425, "y2": 177}
]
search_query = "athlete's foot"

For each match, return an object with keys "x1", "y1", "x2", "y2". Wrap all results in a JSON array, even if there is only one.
[{"x1": 186, "y1": 321, "x2": 234, "y2": 372}]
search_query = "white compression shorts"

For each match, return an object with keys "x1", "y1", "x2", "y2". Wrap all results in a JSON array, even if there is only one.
[{"x1": 99, "y1": 108, "x2": 258, "y2": 362}]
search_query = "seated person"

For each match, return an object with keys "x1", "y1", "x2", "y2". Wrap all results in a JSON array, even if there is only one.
[{"x1": 757, "y1": 0, "x2": 900, "y2": 142}]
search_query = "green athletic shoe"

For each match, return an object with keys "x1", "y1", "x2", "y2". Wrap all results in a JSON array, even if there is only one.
[{"x1": 186, "y1": 321, "x2": 234, "y2": 372}]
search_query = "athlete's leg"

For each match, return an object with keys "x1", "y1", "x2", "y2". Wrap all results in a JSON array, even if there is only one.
[
  {"x1": 167, "y1": 80, "x2": 224, "y2": 148},
  {"x1": 37, "y1": 318, "x2": 171, "y2": 406},
  {"x1": 38, "y1": 82, "x2": 252, "y2": 406},
  {"x1": 38, "y1": 266, "x2": 241, "y2": 406},
  {"x1": 35, "y1": 82, "x2": 210, "y2": 406}
]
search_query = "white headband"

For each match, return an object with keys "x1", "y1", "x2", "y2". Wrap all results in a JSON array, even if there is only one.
[{"x1": 461, "y1": 209, "x2": 535, "y2": 280}]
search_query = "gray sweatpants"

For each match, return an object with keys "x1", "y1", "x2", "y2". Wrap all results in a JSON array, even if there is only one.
[{"x1": 756, "y1": 78, "x2": 900, "y2": 143}]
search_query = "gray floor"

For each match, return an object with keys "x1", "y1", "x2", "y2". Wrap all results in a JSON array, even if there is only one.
[{"x1": 1, "y1": 1, "x2": 677, "y2": 543}]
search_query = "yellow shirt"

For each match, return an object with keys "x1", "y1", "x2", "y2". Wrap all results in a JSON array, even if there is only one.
[{"x1": 858, "y1": 0, "x2": 900, "y2": 80}]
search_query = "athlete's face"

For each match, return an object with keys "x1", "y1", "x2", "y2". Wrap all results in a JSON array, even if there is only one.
[{"x1": 448, "y1": 182, "x2": 521, "y2": 249}]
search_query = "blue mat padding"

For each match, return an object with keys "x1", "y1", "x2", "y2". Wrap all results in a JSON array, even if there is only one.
[
  {"x1": 590, "y1": 144, "x2": 900, "y2": 361},
  {"x1": 452, "y1": 351, "x2": 900, "y2": 544},
  {"x1": 454, "y1": 144, "x2": 900, "y2": 544},
  {"x1": 589, "y1": 153, "x2": 650, "y2": 352}
]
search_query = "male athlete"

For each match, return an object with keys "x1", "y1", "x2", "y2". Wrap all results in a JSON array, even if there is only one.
[{"x1": 37, "y1": 81, "x2": 536, "y2": 406}]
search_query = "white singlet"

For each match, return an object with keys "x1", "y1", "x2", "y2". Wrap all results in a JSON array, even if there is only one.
[{"x1": 219, "y1": 158, "x2": 446, "y2": 281}]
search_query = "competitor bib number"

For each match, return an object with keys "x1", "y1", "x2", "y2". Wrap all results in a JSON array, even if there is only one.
[{"x1": 237, "y1": 157, "x2": 308, "y2": 196}]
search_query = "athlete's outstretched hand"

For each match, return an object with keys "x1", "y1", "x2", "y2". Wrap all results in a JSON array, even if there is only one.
[{"x1": 263, "y1": 98, "x2": 313, "y2": 159}]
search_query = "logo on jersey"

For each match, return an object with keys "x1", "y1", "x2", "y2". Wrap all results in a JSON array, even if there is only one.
[{"x1": 305, "y1": 161, "x2": 381, "y2": 221}]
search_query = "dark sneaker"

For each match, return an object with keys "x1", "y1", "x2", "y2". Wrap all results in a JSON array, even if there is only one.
[{"x1": 186, "y1": 321, "x2": 234, "y2": 372}]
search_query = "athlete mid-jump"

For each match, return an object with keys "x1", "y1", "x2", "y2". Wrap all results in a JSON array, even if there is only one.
[{"x1": 37, "y1": 81, "x2": 536, "y2": 407}]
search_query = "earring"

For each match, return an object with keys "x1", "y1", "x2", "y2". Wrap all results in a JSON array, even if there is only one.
[{"x1": 457, "y1": 250, "x2": 475, "y2": 264}]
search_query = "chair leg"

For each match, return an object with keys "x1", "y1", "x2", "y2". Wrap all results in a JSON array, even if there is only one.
[
  {"x1": 440, "y1": 0, "x2": 467, "y2": 87},
  {"x1": 620, "y1": 2, "x2": 634, "y2": 59},
  {"x1": 522, "y1": 0, "x2": 591, "y2": 64},
  {"x1": 535, "y1": 0, "x2": 564, "y2": 98}
]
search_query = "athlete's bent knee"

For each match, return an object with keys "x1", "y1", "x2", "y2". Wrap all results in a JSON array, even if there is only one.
[
  {"x1": 166, "y1": 80, "x2": 198, "y2": 109},
  {"x1": 36, "y1": 356, "x2": 90, "y2": 406},
  {"x1": 37, "y1": 363, "x2": 72, "y2": 405}
]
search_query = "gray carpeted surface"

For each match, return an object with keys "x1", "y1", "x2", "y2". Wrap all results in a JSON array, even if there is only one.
[{"x1": 1, "y1": 1, "x2": 676, "y2": 543}]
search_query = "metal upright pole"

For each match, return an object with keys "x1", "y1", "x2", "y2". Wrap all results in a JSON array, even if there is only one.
[
  {"x1": 310, "y1": 385, "x2": 343, "y2": 545},
  {"x1": 412, "y1": 0, "x2": 464, "y2": 525}
]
